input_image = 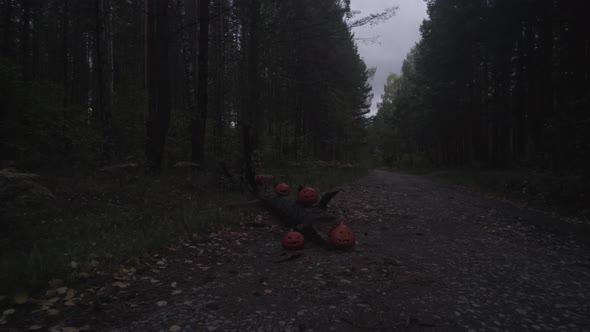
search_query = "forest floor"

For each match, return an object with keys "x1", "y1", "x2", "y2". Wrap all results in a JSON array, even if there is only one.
[{"x1": 3, "y1": 170, "x2": 590, "y2": 331}]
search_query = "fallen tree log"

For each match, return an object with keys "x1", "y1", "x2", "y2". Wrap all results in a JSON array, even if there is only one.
[
  {"x1": 217, "y1": 162, "x2": 340, "y2": 247},
  {"x1": 258, "y1": 192, "x2": 339, "y2": 247},
  {"x1": 259, "y1": 194, "x2": 338, "y2": 229}
]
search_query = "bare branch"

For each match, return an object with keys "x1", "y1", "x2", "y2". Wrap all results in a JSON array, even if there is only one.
[{"x1": 347, "y1": 6, "x2": 398, "y2": 29}]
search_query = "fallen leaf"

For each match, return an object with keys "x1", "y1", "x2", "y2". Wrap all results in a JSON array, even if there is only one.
[
  {"x1": 264, "y1": 289, "x2": 273, "y2": 294},
  {"x1": 46, "y1": 297, "x2": 60, "y2": 304},
  {"x1": 45, "y1": 290, "x2": 57, "y2": 297},
  {"x1": 169, "y1": 325, "x2": 182, "y2": 332},
  {"x1": 150, "y1": 279, "x2": 160, "y2": 284},
  {"x1": 64, "y1": 300, "x2": 76, "y2": 307},
  {"x1": 171, "y1": 290, "x2": 183, "y2": 295},
  {"x1": 14, "y1": 291, "x2": 28, "y2": 304},
  {"x1": 64, "y1": 289, "x2": 76, "y2": 300},
  {"x1": 62, "y1": 327, "x2": 79, "y2": 332},
  {"x1": 56, "y1": 287, "x2": 68, "y2": 295},
  {"x1": 170, "y1": 282, "x2": 177, "y2": 288},
  {"x1": 48, "y1": 279, "x2": 64, "y2": 289},
  {"x1": 28, "y1": 325, "x2": 43, "y2": 330},
  {"x1": 112, "y1": 282, "x2": 129, "y2": 289},
  {"x1": 70, "y1": 261, "x2": 79, "y2": 269},
  {"x1": 3, "y1": 309, "x2": 15, "y2": 315},
  {"x1": 78, "y1": 272, "x2": 91, "y2": 279},
  {"x1": 157, "y1": 301, "x2": 167, "y2": 307},
  {"x1": 46, "y1": 309, "x2": 60, "y2": 316}
]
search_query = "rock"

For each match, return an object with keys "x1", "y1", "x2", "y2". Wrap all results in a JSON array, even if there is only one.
[{"x1": 2, "y1": 308, "x2": 15, "y2": 315}]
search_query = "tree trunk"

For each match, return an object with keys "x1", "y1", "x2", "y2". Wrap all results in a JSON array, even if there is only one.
[
  {"x1": 145, "y1": 0, "x2": 172, "y2": 173},
  {"x1": 242, "y1": 0, "x2": 261, "y2": 192},
  {"x1": 191, "y1": 0, "x2": 210, "y2": 165},
  {"x1": 2, "y1": 0, "x2": 13, "y2": 60},
  {"x1": 259, "y1": 191, "x2": 340, "y2": 247},
  {"x1": 213, "y1": 0, "x2": 226, "y2": 158},
  {"x1": 96, "y1": 0, "x2": 114, "y2": 164},
  {"x1": 176, "y1": 0, "x2": 198, "y2": 158},
  {"x1": 62, "y1": 0, "x2": 71, "y2": 158},
  {"x1": 21, "y1": 0, "x2": 32, "y2": 81}
]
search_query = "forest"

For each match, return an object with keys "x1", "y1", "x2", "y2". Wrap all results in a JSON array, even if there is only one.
[
  {"x1": 1, "y1": 0, "x2": 376, "y2": 173},
  {"x1": 371, "y1": 0, "x2": 590, "y2": 174},
  {"x1": 2, "y1": 0, "x2": 590, "y2": 330}
]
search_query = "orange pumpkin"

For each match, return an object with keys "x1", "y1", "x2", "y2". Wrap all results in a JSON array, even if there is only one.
[
  {"x1": 329, "y1": 222, "x2": 356, "y2": 248},
  {"x1": 274, "y1": 183, "x2": 291, "y2": 196},
  {"x1": 297, "y1": 186, "x2": 319, "y2": 206},
  {"x1": 282, "y1": 231, "x2": 305, "y2": 250},
  {"x1": 255, "y1": 175, "x2": 266, "y2": 184}
]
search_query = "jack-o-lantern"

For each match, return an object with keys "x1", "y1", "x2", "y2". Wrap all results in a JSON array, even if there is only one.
[
  {"x1": 255, "y1": 175, "x2": 265, "y2": 184},
  {"x1": 274, "y1": 183, "x2": 291, "y2": 196},
  {"x1": 297, "y1": 186, "x2": 319, "y2": 206},
  {"x1": 282, "y1": 231, "x2": 305, "y2": 250},
  {"x1": 329, "y1": 222, "x2": 356, "y2": 248}
]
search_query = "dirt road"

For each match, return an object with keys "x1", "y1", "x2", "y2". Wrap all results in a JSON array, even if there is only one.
[{"x1": 28, "y1": 171, "x2": 590, "y2": 331}]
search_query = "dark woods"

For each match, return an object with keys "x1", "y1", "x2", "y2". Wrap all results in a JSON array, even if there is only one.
[
  {"x1": 371, "y1": 0, "x2": 590, "y2": 174},
  {"x1": 0, "y1": 0, "x2": 373, "y2": 173},
  {"x1": 3, "y1": 0, "x2": 589, "y2": 176}
]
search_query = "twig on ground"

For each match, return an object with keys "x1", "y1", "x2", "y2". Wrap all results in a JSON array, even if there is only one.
[{"x1": 273, "y1": 252, "x2": 304, "y2": 263}]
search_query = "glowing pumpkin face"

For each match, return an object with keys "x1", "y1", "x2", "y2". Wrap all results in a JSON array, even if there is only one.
[
  {"x1": 282, "y1": 231, "x2": 305, "y2": 250},
  {"x1": 329, "y1": 222, "x2": 356, "y2": 248},
  {"x1": 297, "y1": 186, "x2": 319, "y2": 206},
  {"x1": 274, "y1": 183, "x2": 291, "y2": 196}
]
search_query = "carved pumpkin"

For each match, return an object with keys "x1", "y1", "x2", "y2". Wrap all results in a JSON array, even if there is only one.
[
  {"x1": 297, "y1": 186, "x2": 319, "y2": 206},
  {"x1": 329, "y1": 222, "x2": 356, "y2": 248},
  {"x1": 255, "y1": 174, "x2": 274, "y2": 185},
  {"x1": 274, "y1": 183, "x2": 291, "y2": 196},
  {"x1": 282, "y1": 231, "x2": 305, "y2": 250}
]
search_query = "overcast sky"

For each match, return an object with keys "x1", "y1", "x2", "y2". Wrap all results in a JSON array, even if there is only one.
[{"x1": 349, "y1": 0, "x2": 428, "y2": 115}]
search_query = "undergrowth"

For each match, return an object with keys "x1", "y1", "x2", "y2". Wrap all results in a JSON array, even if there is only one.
[
  {"x1": 0, "y1": 166, "x2": 366, "y2": 297},
  {"x1": 428, "y1": 170, "x2": 589, "y2": 218}
]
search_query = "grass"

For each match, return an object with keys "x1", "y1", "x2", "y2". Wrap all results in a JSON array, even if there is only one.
[
  {"x1": 1, "y1": 172, "x2": 244, "y2": 296},
  {"x1": 427, "y1": 169, "x2": 589, "y2": 218},
  {"x1": 0, "y1": 165, "x2": 367, "y2": 297},
  {"x1": 270, "y1": 166, "x2": 368, "y2": 193}
]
